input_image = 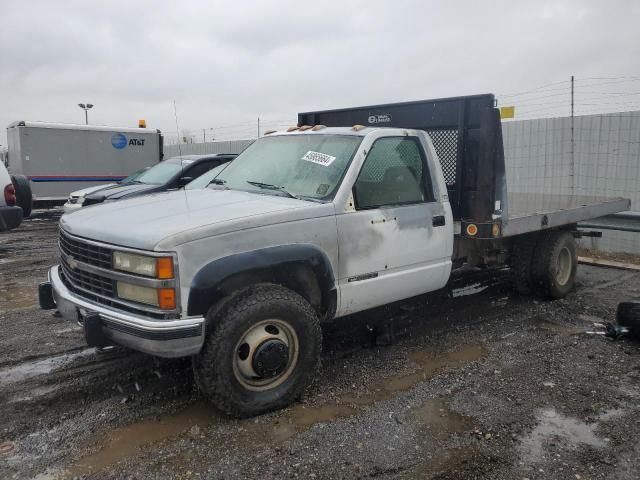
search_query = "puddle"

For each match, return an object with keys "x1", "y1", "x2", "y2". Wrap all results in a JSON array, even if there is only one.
[
  {"x1": 519, "y1": 408, "x2": 605, "y2": 463},
  {"x1": 243, "y1": 344, "x2": 486, "y2": 444},
  {"x1": 0, "y1": 348, "x2": 95, "y2": 386},
  {"x1": 9, "y1": 384, "x2": 60, "y2": 403},
  {"x1": 408, "y1": 397, "x2": 474, "y2": 434},
  {"x1": 451, "y1": 283, "x2": 489, "y2": 298},
  {"x1": 67, "y1": 344, "x2": 485, "y2": 476},
  {"x1": 598, "y1": 407, "x2": 625, "y2": 421},
  {"x1": 0, "y1": 281, "x2": 37, "y2": 310},
  {"x1": 68, "y1": 402, "x2": 219, "y2": 478},
  {"x1": 536, "y1": 320, "x2": 585, "y2": 336}
]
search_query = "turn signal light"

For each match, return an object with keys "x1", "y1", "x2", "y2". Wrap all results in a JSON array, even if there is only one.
[
  {"x1": 156, "y1": 257, "x2": 174, "y2": 279},
  {"x1": 158, "y1": 288, "x2": 176, "y2": 310}
]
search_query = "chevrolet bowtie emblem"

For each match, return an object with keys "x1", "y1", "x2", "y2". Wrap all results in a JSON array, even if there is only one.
[{"x1": 67, "y1": 255, "x2": 79, "y2": 270}]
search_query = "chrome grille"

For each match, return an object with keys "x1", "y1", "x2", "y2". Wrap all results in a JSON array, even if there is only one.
[
  {"x1": 57, "y1": 229, "x2": 177, "y2": 320},
  {"x1": 60, "y1": 255, "x2": 114, "y2": 297},
  {"x1": 59, "y1": 229, "x2": 112, "y2": 269}
]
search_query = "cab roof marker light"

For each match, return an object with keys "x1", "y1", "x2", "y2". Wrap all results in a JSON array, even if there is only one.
[
  {"x1": 311, "y1": 125, "x2": 326, "y2": 131},
  {"x1": 298, "y1": 125, "x2": 313, "y2": 131},
  {"x1": 286, "y1": 127, "x2": 299, "y2": 132},
  {"x1": 352, "y1": 125, "x2": 366, "y2": 131},
  {"x1": 263, "y1": 130, "x2": 277, "y2": 135}
]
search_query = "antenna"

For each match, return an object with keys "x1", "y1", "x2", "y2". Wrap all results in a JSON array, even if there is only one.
[{"x1": 173, "y1": 100, "x2": 189, "y2": 209}]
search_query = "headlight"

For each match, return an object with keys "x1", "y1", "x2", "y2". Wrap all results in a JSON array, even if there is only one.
[
  {"x1": 113, "y1": 252, "x2": 174, "y2": 279},
  {"x1": 116, "y1": 282, "x2": 176, "y2": 309}
]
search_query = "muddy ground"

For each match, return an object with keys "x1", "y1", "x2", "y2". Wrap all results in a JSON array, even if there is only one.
[{"x1": 1, "y1": 210, "x2": 640, "y2": 480}]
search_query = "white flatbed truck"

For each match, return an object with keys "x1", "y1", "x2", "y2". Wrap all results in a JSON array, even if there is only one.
[{"x1": 39, "y1": 94, "x2": 630, "y2": 417}]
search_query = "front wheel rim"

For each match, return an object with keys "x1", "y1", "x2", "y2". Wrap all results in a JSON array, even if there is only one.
[
  {"x1": 556, "y1": 246, "x2": 573, "y2": 286},
  {"x1": 232, "y1": 319, "x2": 299, "y2": 391}
]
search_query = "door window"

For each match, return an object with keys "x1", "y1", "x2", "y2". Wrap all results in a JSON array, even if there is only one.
[
  {"x1": 185, "y1": 160, "x2": 217, "y2": 180},
  {"x1": 354, "y1": 137, "x2": 433, "y2": 209}
]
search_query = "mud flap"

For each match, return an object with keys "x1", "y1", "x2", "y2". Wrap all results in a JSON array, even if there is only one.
[
  {"x1": 38, "y1": 282, "x2": 56, "y2": 310},
  {"x1": 83, "y1": 313, "x2": 110, "y2": 348}
]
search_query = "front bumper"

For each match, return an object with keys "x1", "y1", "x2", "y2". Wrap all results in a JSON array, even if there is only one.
[
  {"x1": 42, "y1": 265, "x2": 205, "y2": 358},
  {"x1": 0, "y1": 205, "x2": 23, "y2": 231}
]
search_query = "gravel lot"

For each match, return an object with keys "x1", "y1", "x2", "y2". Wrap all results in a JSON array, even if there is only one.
[{"x1": 1, "y1": 210, "x2": 639, "y2": 480}]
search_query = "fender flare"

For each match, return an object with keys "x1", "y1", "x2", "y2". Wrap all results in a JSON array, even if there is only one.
[{"x1": 187, "y1": 244, "x2": 336, "y2": 317}]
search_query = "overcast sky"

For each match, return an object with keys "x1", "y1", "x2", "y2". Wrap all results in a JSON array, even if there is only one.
[{"x1": 1, "y1": 0, "x2": 639, "y2": 145}]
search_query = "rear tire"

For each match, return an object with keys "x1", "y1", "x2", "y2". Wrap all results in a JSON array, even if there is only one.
[
  {"x1": 617, "y1": 301, "x2": 640, "y2": 339},
  {"x1": 11, "y1": 175, "x2": 32, "y2": 217},
  {"x1": 193, "y1": 284, "x2": 322, "y2": 418},
  {"x1": 531, "y1": 231, "x2": 577, "y2": 300}
]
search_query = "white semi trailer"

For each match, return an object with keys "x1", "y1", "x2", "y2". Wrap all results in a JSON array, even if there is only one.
[{"x1": 6, "y1": 122, "x2": 163, "y2": 204}]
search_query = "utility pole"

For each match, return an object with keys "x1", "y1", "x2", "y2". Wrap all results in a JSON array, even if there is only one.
[
  {"x1": 257, "y1": 117, "x2": 260, "y2": 138},
  {"x1": 203, "y1": 129, "x2": 206, "y2": 143},
  {"x1": 570, "y1": 75, "x2": 575, "y2": 193}
]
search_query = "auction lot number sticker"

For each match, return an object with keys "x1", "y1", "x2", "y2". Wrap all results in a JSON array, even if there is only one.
[{"x1": 302, "y1": 151, "x2": 336, "y2": 166}]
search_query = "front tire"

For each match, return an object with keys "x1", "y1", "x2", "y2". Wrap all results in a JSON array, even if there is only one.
[
  {"x1": 531, "y1": 231, "x2": 577, "y2": 300},
  {"x1": 193, "y1": 284, "x2": 322, "y2": 418}
]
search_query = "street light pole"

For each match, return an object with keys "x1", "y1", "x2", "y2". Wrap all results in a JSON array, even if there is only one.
[{"x1": 78, "y1": 103, "x2": 94, "y2": 124}]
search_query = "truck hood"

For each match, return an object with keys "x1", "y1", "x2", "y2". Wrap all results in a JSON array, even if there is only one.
[{"x1": 60, "y1": 189, "x2": 332, "y2": 250}]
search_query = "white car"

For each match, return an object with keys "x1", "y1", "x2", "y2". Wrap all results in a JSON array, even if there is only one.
[
  {"x1": 62, "y1": 167, "x2": 149, "y2": 214},
  {"x1": 63, "y1": 183, "x2": 116, "y2": 213},
  {"x1": 0, "y1": 162, "x2": 23, "y2": 231}
]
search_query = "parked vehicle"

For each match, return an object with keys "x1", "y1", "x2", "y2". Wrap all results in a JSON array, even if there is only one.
[
  {"x1": 184, "y1": 162, "x2": 231, "y2": 190},
  {"x1": 63, "y1": 167, "x2": 150, "y2": 214},
  {"x1": 6, "y1": 121, "x2": 163, "y2": 204},
  {"x1": 81, "y1": 154, "x2": 236, "y2": 207},
  {"x1": 0, "y1": 161, "x2": 23, "y2": 231},
  {"x1": 39, "y1": 94, "x2": 630, "y2": 417}
]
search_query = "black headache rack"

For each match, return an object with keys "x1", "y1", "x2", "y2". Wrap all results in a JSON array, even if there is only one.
[{"x1": 298, "y1": 94, "x2": 507, "y2": 226}]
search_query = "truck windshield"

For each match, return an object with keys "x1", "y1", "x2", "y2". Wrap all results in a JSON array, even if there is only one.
[
  {"x1": 119, "y1": 166, "x2": 150, "y2": 184},
  {"x1": 216, "y1": 135, "x2": 362, "y2": 200},
  {"x1": 135, "y1": 160, "x2": 189, "y2": 185}
]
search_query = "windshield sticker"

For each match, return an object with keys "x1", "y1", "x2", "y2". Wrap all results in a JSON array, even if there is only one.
[
  {"x1": 316, "y1": 183, "x2": 330, "y2": 196},
  {"x1": 301, "y1": 151, "x2": 336, "y2": 167}
]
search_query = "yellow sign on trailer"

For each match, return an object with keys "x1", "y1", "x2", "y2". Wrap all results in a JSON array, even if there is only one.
[{"x1": 500, "y1": 105, "x2": 515, "y2": 119}]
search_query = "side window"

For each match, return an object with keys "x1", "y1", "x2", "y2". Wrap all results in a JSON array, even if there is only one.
[
  {"x1": 354, "y1": 137, "x2": 433, "y2": 209},
  {"x1": 186, "y1": 161, "x2": 215, "y2": 180}
]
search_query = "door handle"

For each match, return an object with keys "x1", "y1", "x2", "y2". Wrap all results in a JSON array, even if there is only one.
[{"x1": 432, "y1": 215, "x2": 446, "y2": 227}]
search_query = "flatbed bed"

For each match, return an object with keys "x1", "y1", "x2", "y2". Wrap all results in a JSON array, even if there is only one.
[{"x1": 500, "y1": 193, "x2": 630, "y2": 237}]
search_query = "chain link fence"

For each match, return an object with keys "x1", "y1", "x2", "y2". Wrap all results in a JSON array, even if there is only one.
[{"x1": 502, "y1": 111, "x2": 640, "y2": 254}]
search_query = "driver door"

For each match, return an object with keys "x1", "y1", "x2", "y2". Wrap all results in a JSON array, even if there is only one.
[{"x1": 336, "y1": 136, "x2": 452, "y2": 316}]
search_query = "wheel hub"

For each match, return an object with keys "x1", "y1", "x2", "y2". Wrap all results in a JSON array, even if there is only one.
[
  {"x1": 233, "y1": 319, "x2": 299, "y2": 391},
  {"x1": 252, "y1": 339, "x2": 289, "y2": 378}
]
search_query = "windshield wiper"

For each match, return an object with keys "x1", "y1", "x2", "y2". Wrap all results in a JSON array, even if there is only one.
[{"x1": 246, "y1": 180, "x2": 300, "y2": 199}]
